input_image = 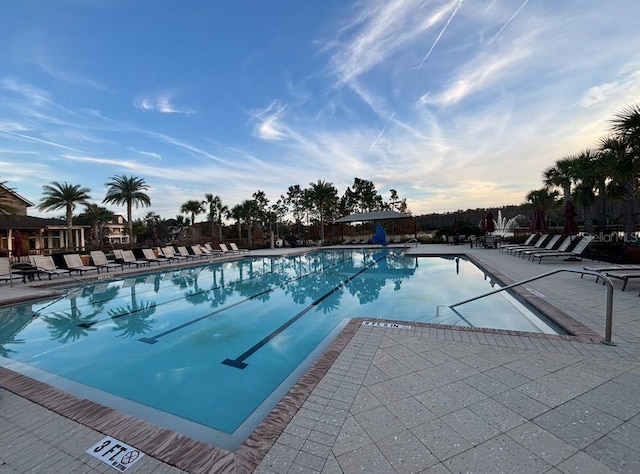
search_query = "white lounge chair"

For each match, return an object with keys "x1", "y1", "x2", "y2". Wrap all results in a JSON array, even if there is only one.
[
  {"x1": 90, "y1": 251, "x2": 124, "y2": 272},
  {"x1": 142, "y1": 248, "x2": 165, "y2": 265},
  {"x1": 506, "y1": 234, "x2": 550, "y2": 254},
  {"x1": 176, "y1": 246, "x2": 197, "y2": 260},
  {"x1": 513, "y1": 235, "x2": 561, "y2": 258},
  {"x1": 499, "y1": 234, "x2": 538, "y2": 252},
  {"x1": 29, "y1": 255, "x2": 71, "y2": 278},
  {"x1": 0, "y1": 257, "x2": 23, "y2": 284},
  {"x1": 119, "y1": 249, "x2": 151, "y2": 268},
  {"x1": 229, "y1": 242, "x2": 249, "y2": 254},
  {"x1": 219, "y1": 243, "x2": 233, "y2": 255},
  {"x1": 64, "y1": 254, "x2": 99, "y2": 275},
  {"x1": 161, "y1": 246, "x2": 188, "y2": 262}
]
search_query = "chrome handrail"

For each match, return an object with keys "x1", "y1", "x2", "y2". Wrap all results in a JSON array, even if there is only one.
[
  {"x1": 436, "y1": 269, "x2": 615, "y2": 345},
  {"x1": 403, "y1": 238, "x2": 418, "y2": 249}
]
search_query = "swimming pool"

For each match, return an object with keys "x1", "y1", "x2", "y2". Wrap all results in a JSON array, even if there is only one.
[{"x1": 0, "y1": 249, "x2": 559, "y2": 450}]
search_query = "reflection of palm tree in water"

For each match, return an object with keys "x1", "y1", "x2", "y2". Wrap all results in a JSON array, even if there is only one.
[
  {"x1": 108, "y1": 283, "x2": 157, "y2": 338},
  {"x1": 42, "y1": 297, "x2": 99, "y2": 343},
  {"x1": 0, "y1": 305, "x2": 33, "y2": 356},
  {"x1": 184, "y1": 268, "x2": 210, "y2": 306}
]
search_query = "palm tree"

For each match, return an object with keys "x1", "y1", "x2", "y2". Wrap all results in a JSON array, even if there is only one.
[
  {"x1": 76, "y1": 203, "x2": 115, "y2": 248},
  {"x1": 214, "y1": 199, "x2": 229, "y2": 242},
  {"x1": 37, "y1": 181, "x2": 92, "y2": 249},
  {"x1": 570, "y1": 149, "x2": 598, "y2": 234},
  {"x1": 607, "y1": 104, "x2": 640, "y2": 241},
  {"x1": 543, "y1": 156, "x2": 576, "y2": 202},
  {"x1": 181, "y1": 199, "x2": 205, "y2": 232},
  {"x1": 103, "y1": 175, "x2": 151, "y2": 244},
  {"x1": 203, "y1": 193, "x2": 220, "y2": 238},
  {"x1": 308, "y1": 180, "x2": 338, "y2": 244}
]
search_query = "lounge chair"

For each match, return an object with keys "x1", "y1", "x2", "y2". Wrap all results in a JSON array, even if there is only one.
[
  {"x1": 499, "y1": 234, "x2": 538, "y2": 252},
  {"x1": 142, "y1": 248, "x2": 165, "y2": 265},
  {"x1": 63, "y1": 254, "x2": 99, "y2": 275},
  {"x1": 506, "y1": 234, "x2": 550, "y2": 254},
  {"x1": 90, "y1": 251, "x2": 124, "y2": 272},
  {"x1": 0, "y1": 257, "x2": 23, "y2": 284},
  {"x1": 119, "y1": 249, "x2": 151, "y2": 268},
  {"x1": 176, "y1": 246, "x2": 198, "y2": 260},
  {"x1": 529, "y1": 236, "x2": 593, "y2": 264},
  {"x1": 190, "y1": 245, "x2": 212, "y2": 259},
  {"x1": 229, "y1": 242, "x2": 249, "y2": 254},
  {"x1": 29, "y1": 255, "x2": 72, "y2": 278},
  {"x1": 523, "y1": 236, "x2": 572, "y2": 259},
  {"x1": 605, "y1": 269, "x2": 640, "y2": 292},
  {"x1": 581, "y1": 263, "x2": 640, "y2": 284},
  {"x1": 513, "y1": 235, "x2": 561, "y2": 258},
  {"x1": 161, "y1": 246, "x2": 188, "y2": 262},
  {"x1": 219, "y1": 243, "x2": 234, "y2": 255}
]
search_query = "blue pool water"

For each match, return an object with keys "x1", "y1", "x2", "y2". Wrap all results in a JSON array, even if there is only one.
[{"x1": 0, "y1": 249, "x2": 558, "y2": 449}]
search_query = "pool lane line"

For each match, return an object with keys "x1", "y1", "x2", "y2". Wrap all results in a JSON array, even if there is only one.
[
  {"x1": 137, "y1": 255, "x2": 354, "y2": 344},
  {"x1": 222, "y1": 252, "x2": 388, "y2": 369},
  {"x1": 78, "y1": 254, "x2": 351, "y2": 328}
]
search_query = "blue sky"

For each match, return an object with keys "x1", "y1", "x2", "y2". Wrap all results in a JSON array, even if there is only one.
[{"x1": 2, "y1": 0, "x2": 640, "y2": 222}]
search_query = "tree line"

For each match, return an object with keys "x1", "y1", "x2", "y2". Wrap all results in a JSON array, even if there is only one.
[
  {"x1": 525, "y1": 103, "x2": 640, "y2": 240},
  {"x1": 24, "y1": 176, "x2": 409, "y2": 248}
]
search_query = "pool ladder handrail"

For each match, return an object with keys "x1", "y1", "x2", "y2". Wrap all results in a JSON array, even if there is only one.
[
  {"x1": 435, "y1": 268, "x2": 615, "y2": 345},
  {"x1": 403, "y1": 238, "x2": 419, "y2": 249}
]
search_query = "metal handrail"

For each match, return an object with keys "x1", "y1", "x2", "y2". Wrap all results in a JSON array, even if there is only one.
[
  {"x1": 436, "y1": 268, "x2": 615, "y2": 345},
  {"x1": 403, "y1": 238, "x2": 419, "y2": 249}
]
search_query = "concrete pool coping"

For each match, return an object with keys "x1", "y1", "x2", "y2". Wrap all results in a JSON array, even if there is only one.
[{"x1": 1, "y1": 244, "x2": 639, "y2": 473}]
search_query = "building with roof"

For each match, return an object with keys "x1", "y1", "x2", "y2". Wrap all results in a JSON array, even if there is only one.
[{"x1": 0, "y1": 183, "x2": 88, "y2": 257}]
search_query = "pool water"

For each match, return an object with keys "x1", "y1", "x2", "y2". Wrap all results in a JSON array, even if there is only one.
[{"x1": 0, "y1": 249, "x2": 558, "y2": 450}]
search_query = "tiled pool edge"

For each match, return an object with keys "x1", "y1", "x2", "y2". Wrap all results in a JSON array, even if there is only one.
[{"x1": 0, "y1": 315, "x2": 363, "y2": 473}]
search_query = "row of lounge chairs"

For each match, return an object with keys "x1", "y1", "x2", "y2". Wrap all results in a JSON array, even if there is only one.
[
  {"x1": 499, "y1": 234, "x2": 592, "y2": 263},
  {"x1": 1, "y1": 243, "x2": 250, "y2": 284},
  {"x1": 500, "y1": 233, "x2": 640, "y2": 295}
]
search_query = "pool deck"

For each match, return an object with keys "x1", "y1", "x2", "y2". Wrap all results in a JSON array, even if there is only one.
[{"x1": 1, "y1": 244, "x2": 639, "y2": 473}]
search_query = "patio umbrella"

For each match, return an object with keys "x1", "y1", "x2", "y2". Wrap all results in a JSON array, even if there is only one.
[
  {"x1": 484, "y1": 210, "x2": 496, "y2": 234},
  {"x1": 563, "y1": 200, "x2": 579, "y2": 236},
  {"x1": 152, "y1": 226, "x2": 159, "y2": 247},
  {"x1": 13, "y1": 230, "x2": 24, "y2": 258},
  {"x1": 530, "y1": 206, "x2": 548, "y2": 233}
]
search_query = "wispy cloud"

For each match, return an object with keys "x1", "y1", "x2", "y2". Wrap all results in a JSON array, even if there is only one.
[
  {"x1": 0, "y1": 128, "x2": 83, "y2": 152},
  {"x1": 134, "y1": 91, "x2": 196, "y2": 114},
  {"x1": 249, "y1": 101, "x2": 289, "y2": 141}
]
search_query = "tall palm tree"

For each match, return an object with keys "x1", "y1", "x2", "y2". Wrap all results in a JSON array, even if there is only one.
[
  {"x1": 608, "y1": 104, "x2": 640, "y2": 241},
  {"x1": 181, "y1": 199, "x2": 204, "y2": 230},
  {"x1": 308, "y1": 180, "x2": 338, "y2": 244},
  {"x1": 203, "y1": 193, "x2": 220, "y2": 238},
  {"x1": 599, "y1": 135, "x2": 638, "y2": 240},
  {"x1": 570, "y1": 149, "x2": 598, "y2": 234},
  {"x1": 214, "y1": 199, "x2": 229, "y2": 242},
  {"x1": 543, "y1": 156, "x2": 576, "y2": 202},
  {"x1": 103, "y1": 175, "x2": 151, "y2": 244},
  {"x1": 37, "y1": 181, "x2": 92, "y2": 248}
]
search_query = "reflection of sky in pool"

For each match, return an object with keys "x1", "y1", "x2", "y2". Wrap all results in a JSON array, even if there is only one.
[{"x1": 0, "y1": 249, "x2": 557, "y2": 449}]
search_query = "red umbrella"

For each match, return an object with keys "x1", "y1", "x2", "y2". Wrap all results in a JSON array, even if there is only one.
[
  {"x1": 13, "y1": 230, "x2": 24, "y2": 258},
  {"x1": 484, "y1": 210, "x2": 496, "y2": 234},
  {"x1": 530, "y1": 206, "x2": 548, "y2": 233},
  {"x1": 563, "y1": 200, "x2": 578, "y2": 235}
]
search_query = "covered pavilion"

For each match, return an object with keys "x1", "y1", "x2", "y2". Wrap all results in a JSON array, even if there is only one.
[{"x1": 334, "y1": 210, "x2": 416, "y2": 242}]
